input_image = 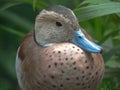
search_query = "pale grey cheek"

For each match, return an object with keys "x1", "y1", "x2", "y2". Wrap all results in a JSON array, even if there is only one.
[
  {"x1": 35, "y1": 34, "x2": 55, "y2": 47},
  {"x1": 49, "y1": 30, "x2": 58, "y2": 39}
]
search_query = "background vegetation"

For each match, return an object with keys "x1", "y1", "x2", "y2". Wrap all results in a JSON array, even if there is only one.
[{"x1": 0, "y1": 0, "x2": 120, "y2": 90}]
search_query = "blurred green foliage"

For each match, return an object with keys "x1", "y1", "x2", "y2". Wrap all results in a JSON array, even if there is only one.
[{"x1": 0, "y1": 0, "x2": 120, "y2": 90}]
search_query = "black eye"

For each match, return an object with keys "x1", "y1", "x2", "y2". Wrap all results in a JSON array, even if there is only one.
[{"x1": 56, "y1": 21, "x2": 62, "y2": 27}]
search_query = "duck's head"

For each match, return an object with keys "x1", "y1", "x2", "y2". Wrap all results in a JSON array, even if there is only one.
[{"x1": 34, "y1": 5, "x2": 102, "y2": 53}]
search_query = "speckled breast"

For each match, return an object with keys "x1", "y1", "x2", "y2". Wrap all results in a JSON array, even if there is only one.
[{"x1": 19, "y1": 42, "x2": 104, "y2": 90}]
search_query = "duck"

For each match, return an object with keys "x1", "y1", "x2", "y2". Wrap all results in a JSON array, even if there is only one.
[{"x1": 16, "y1": 5, "x2": 104, "y2": 90}]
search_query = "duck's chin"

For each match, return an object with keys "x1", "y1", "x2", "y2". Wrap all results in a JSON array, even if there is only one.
[
  {"x1": 43, "y1": 43, "x2": 56, "y2": 47},
  {"x1": 35, "y1": 40, "x2": 56, "y2": 47}
]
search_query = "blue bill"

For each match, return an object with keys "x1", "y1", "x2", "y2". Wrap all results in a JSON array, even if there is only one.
[{"x1": 72, "y1": 29, "x2": 102, "y2": 53}]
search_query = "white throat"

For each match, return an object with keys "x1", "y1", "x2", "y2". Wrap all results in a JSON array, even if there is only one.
[{"x1": 43, "y1": 43, "x2": 56, "y2": 47}]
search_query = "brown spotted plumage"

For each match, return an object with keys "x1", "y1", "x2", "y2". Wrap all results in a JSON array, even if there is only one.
[{"x1": 16, "y1": 5, "x2": 104, "y2": 90}]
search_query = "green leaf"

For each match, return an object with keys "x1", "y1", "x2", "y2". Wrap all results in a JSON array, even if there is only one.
[
  {"x1": 104, "y1": 68, "x2": 120, "y2": 78},
  {"x1": 23, "y1": 0, "x2": 49, "y2": 10},
  {"x1": 0, "y1": 2, "x2": 22, "y2": 11},
  {"x1": 100, "y1": 30, "x2": 119, "y2": 44},
  {"x1": 33, "y1": 0, "x2": 37, "y2": 10},
  {"x1": 74, "y1": 2, "x2": 120, "y2": 21},
  {"x1": 103, "y1": 46, "x2": 120, "y2": 61},
  {"x1": 106, "y1": 57, "x2": 120, "y2": 68},
  {"x1": 0, "y1": 11, "x2": 33, "y2": 30},
  {"x1": 80, "y1": 0, "x2": 111, "y2": 5},
  {"x1": 0, "y1": 25, "x2": 25, "y2": 37}
]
